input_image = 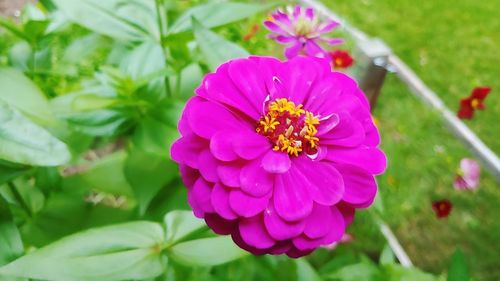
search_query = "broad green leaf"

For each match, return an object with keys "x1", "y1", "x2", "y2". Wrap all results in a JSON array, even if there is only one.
[
  {"x1": 132, "y1": 116, "x2": 179, "y2": 158},
  {"x1": 0, "y1": 101, "x2": 71, "y2": 166},
  {"x1": 163, "y1": 210, "x2": 206, "y2": 244},
  {"x1": 76, "y1": 151, "x2": 134, "y2": 197},
  {"x1": 0, "y1": 222, "x2": 24, "y2": 266},
  {"x1": 380, "y1": 243, "x2": 395, "y2": 265},
  {"x1": 0, "y1": 221, "x2": 165, "y2": 281},
  {"x1": 0, "y1": 222, "x2": 26, "y2": 281},
  {"x1": 447, "y1": 248, "x2": 470, "y2": 281},
  {"x1": 192, "y1": 18, "x2": 249, "y2": 71},
  {"x1": 51, "y1": 0, "x2": 148, "y2": 41},
  {"x1": 124, "y1": 148, "x2": 177, "y2": 215},
  {"x1": 169, "y1": 236, "x2": 248, "y2": 267},
  {"x1": 0, "y1": 68, "x2": 55, "y2": 125},
  {"x1": 0, "y1": 162, "x2": 30, "y2": 186},
  {"x1": 168, "y1": 2, "x2": 275, "y2": 35},
  {"x1": 296, "y1": 259, "x2": 322, "y2": 281},
  {"x1": 383, "y1": 264, "x2": 437, "y2": 281},
  {"x1": 120, "y1": 40, "x2": 166, "y2": 102}
]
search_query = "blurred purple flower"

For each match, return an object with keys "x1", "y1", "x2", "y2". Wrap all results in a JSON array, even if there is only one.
[
  {"x1": 264, "y1": 5, "x2": 343, "y2": 59},
  {"x1": 453, "y1": 158, "x2": 480, "y2": 190}
]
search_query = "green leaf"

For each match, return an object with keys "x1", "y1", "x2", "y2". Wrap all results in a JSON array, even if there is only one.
[
  {"x1": 76, "y1": 151, "x2": 134, "y2": 197},
  {"x1": 447, "y1": 248, "x2": 470, "y2": 281},
  {"x1": 296, "y1": 259, "x2": 322, "y2": 281},
  {"x1": 163, "y1": 210, "x2": 206, "y2": 245},
  {"x1": 0, "y1": 68, "x2": 55, "y2": 125},
  {"x1": 192, "y1": 18, "x2": 249, "y2": 71},
  {"x1": 0, "y1": 222, "x2": 24, "y2": 267},
  {"x1": 124, "y1": 148, "x2": 177, "y2": 215},
  {"x1": 0, "y1": 162, "x2": 31, "y2": 186},
  {"x1": 0, "y1": 101, "x2": 71, "y2": 166},
  {"x1": 177, "y1": 63, "x2": 203, "y2": 99},
  {"x1": 327, "y1": 261, "x2": 380, "y2": 281},
  {"x1": 51, "y1": 0, "x2": 149, "y2": 41},
  {"x1": 169, "y1": 236, "x2": 248, "y2": 267},
  {"x1": 168, "y1": 2, "x2": 275, "y2": 35},
  {"x1": 71, "y1": 95, "x2": 119, "y2": 112},
  {"x1": 132, "y1": 116, "x2": 179, "y2": 158},
  {"x1": 382, "y1": 264, "x2": 437, "y2": 281},
  {"x1": 380, "y1": 244, "x2": 395, "y2": 265},
  {"x1": 0, "y1": 221, "x2": 165, "y2": 281}
]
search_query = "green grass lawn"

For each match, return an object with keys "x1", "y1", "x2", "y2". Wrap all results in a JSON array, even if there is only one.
[{"x1": 320, "y1": 0, "x2": 500, "y2": 280}]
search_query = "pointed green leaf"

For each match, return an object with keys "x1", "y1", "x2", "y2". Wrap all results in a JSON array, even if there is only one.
[
  {"x1": 169, "y1": 236, "x2": 248, "y2": 267},
  {"x1": 0, "y1": 68, "x2": 55, "y2": 125},
  {"x1": 192, "y1": 18, "x2": 249, "y2": 71},
  {"x1": 168, "y1": 2, "x2": 275, "y2": 35},
  {"x1": 0, "y1": 101, "x2": 70, "y2": 166},
  {"x1": 296, "y1": 259, "x2": 322, "y2": 281},
  {"x1": 0, "y1": 221, "x2": 165, "y2": 281},
  {"x1": 447, "y1": 248, "x2": 470, "y2": 281},
  {"x1": 163, "y1": 210, "x2": 206, "y2": 244}
]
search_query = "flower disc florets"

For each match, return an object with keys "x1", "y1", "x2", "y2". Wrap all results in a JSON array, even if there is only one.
[{"x1": 257, "y1": 98, "x2": 320, "y2": 156}]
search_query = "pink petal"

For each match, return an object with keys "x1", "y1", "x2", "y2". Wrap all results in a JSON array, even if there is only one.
[
  {"x1": 240, "y1": 160, "x2": 274, "y2": 197},
  {"x1": 284, "y1": 41, "x2": 303, "y2": 59},
  {"x1": 229, "y1": 190, "x2": 270, "y2": 218},
  {"x1": 262, "y1": 150, "x2": 291, "y2": 174},
  {"x1": 303, "y1": 204, "x2": 333, "y2": 239},
  {"x1": 187, "y1": 98, "x2": 247, "y2": 139},
  {"x1": 264, "y1": 20, "x2": 286, "y2": 34},
  {"x1": 179, "y1": 164, "x2": 199, "y2": 188},
  {"x1": 273, "y1": 168, "x2": 313, "y2": 221},
  {"x1": 304, "y1": 40, "x2": 327, "y2": 58},
  {"x1": 233, "y1": 131, "x2": 270, "y2": 160},
  {"x1": 282, "y1": 56, "x2": 321, "y2": 104},
  {"x1": 197, "y1": 63, "x2": 262, "y2": 120},
  {"x1": 305, "y1": 7, "x2": 315, "y2": 20},
  {"x1": 263, "y1": 203, "x2": 305, "y2": 240},
  {"x1": 294, "y1": 157, "x2": 345, "y2": 206},
  {"x1": 335, "y1": 163, "x2": 377, "y2": 208},
  {"x1": 205, "y1": 213, "x2": 237, "y2": 235},
  {"x1": 293, "y1": 206, "x2": 345, "y2": 250},
  {"x1": 211, "y1": 184, "x2": 237, "y2": 220},
  {"x1": 210, "y1": 131, "x2": 238, "y2": 161},
  {"x1": 217, "y1": 161, "x2": 243, "y2": 188},
  {"x1": 318, "y1": 20, "x2": 340, "y2": 33},
  {"x1": 170, "y1": 134, "x2": 208, "y2": 168},
  {"x1": 326, "y1": 146, "x2": 387, "y2": 175},
  {"x1": 239, "y1": 215, "x2": 276, "y2": 249},
  {"x1": 198, "y1": 149, "x2": 219, "y2": 182},
  {"x1": 190, "y1": 178, "x2": 214, "y2": 216},
  {"x1": 227, "y1": 59, "x2": 269, "y2": 117}
]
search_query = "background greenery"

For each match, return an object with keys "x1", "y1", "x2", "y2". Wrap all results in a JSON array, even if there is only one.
[
  {"x1": 322, "y1": 0, "x2": 500, "y2": 280},
  {"x1": 0, "y1": 0, "x2": 493, "y2": 280}
]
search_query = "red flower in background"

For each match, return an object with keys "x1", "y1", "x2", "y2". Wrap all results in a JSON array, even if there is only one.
[
  {"x1": 432, "y1": 199, "x2": 453, "y2": 219},
  {"x1": 330, "y1": 50, "x2": 354, "y2": 69},
  {"x1": 457, "y1": 86, "x2": 491, "y2": 119}
]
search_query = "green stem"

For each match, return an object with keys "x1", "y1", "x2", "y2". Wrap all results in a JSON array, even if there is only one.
[
  {"x1": 7, "y1": 182, "x2": 32, "y2": 217},
  {"x1": 154, "y1": 0, "x2": 172, "y2": 98}
]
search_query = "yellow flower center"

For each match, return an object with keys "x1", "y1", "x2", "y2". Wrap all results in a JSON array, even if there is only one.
[
  {"x1": 256, "y1": 98, "x2": 320, "y2": 157},
  {"x1": 471, "y1": 98, "x2": 480, "y2": 109}
]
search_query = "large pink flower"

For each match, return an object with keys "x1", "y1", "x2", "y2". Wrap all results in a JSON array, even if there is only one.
[
  {"x1": 171, "y1": 56, "x2": 386, "y2": 257},
  {"x1": 264, "y1": 6, "x2": 343, "y2": 59}
]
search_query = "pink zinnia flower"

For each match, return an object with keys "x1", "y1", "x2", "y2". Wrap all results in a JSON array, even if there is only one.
[
  {"x1": 171, "y1": 56, "x2": 386, "y2": 257},
  {"x1": 264, "y1": 6, "x2": 343, "y2": 59},
  {"x1": 453, "y1": 158, "x2": 480, "y2": 190}
]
